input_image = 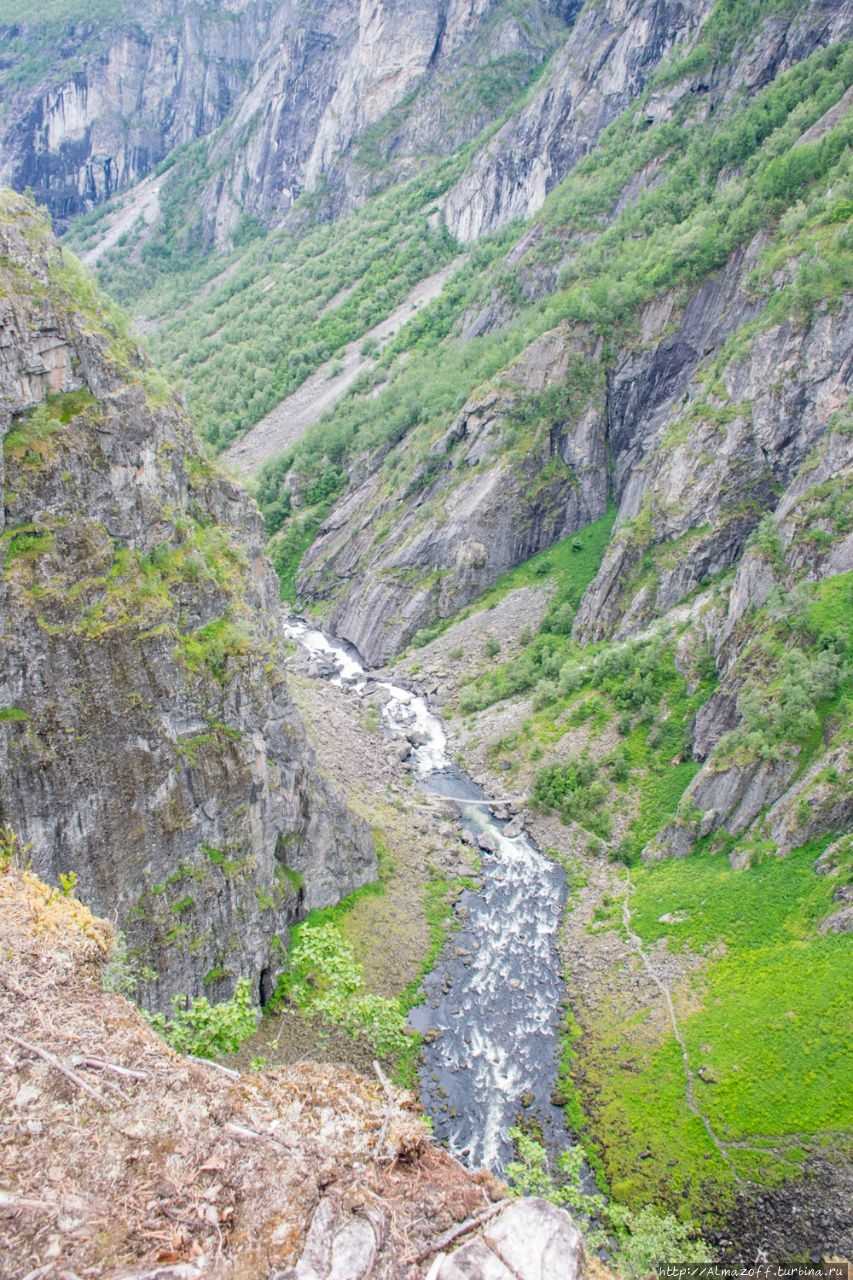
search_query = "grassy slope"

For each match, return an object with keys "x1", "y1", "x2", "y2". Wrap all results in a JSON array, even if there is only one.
[{"x1": 584, "y1": 835, "x2": 853, "y2": 1219}]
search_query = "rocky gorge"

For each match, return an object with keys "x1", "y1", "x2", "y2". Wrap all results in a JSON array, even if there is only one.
[{"x1": 0, "y1": 0, "x2": 851, "y2": 1272}]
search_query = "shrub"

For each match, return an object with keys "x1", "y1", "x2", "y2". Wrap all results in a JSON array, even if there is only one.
[
  {"x1": 147, "y1": 976, "x2": 259, "y2": 1059},
  {"x1": 281, "y1": 921, "x2": 409, "y2": 1057},
  {"x1": 506, "y1": 1127, "x2": 711, "y2": 1278}
]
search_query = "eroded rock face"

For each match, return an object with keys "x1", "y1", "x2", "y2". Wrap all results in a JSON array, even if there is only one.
[
  {"x1": 298, "y1": 326, "x2": 609, "y2": 665},
  {"x1": 573, "y1": 256, "x2": 853, "y2": 644},
  {"x1": 0, "y1": 192, "x2": 376, "y2": 1012},
  {"x1": 442, "y1": 0, "x2": 853, "y2": 243},
  {"x1": 0, "y1": 0, "x2": 275, "y2": 228},
  {"x1": 443, "y1": 0, "x2": 712, "y2": 243},
  {"x1": 0, "y1": 0, "x2": 576, "y2": 243}
]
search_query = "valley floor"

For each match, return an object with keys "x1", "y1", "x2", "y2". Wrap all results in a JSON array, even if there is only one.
[{"x1": 278, "y1": 569, "x2": 853, "y2": 1261}]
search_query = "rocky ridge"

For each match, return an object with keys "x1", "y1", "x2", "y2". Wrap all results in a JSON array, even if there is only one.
[
  {"x1": 443, "y1": 0, "x2": 853, "y2": 241},
  {"x1": 1, "y1": 0, "x2": 578, "y2": 244},
  {"x1": 0, "y1": 189, "x2": 376, "y2": 1013}
]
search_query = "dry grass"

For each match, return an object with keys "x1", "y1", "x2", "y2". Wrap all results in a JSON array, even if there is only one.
[{"x1": 0, "y1": 865, "x2": 503, "y2": 1278}]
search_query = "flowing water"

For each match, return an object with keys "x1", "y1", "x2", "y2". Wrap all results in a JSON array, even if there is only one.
[{"x1": 284, "y1": 618, "x2": 571, "y2": 1172}]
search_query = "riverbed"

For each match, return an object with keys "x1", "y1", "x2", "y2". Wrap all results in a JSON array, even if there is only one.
[{"x1": 284, "y1": 618, "x2": 571, "y2": 1172}]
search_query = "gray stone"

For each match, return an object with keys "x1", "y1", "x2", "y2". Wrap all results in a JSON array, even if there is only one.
[
  {"x1": 433, "y1": 1238, "x2": 516, "y2": 1280},
  {"x1": 483, "y1": 1199, "x2": 585, "y2": 1280},
  {"x1": 819, "y1": 907, "x2": 853, "y2": 936}
]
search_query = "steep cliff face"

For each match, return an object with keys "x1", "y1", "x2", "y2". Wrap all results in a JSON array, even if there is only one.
[
  {"x1": 1, "y1": 0, "x2": 576, "y2": 244},
  {"x1": 442, "y1": 0, "x2": 853, "y2": 241},
  {"x1": 188, "y1": 0, "x2": 578, "y2": 245},
  {"x1": 0, "y1": 1, "x2": 274, "y2": 228},
  {"x1": 298, "y1": 325, "x2": 610, "y2": 664},
  {"x1": 285, "y1": 15, "x2": 851, "y2": 674},
  {"x1": 0, "y1": 190, "x2": 376, "y2": 1012}
]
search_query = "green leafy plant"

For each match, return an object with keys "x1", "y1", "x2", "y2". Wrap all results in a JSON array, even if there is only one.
[
  {"x1": 58, "y1": 870, "x2": 78, "y2": 897},
  {"x1": 279, "y1": 920, "x2": 410, "y2": 1057},
  {"x1": 147, "y1": 976, "x2": 259, "y2": 1058},
  {"x1": 0, "y1": 824, "x2": 32, "y2": 872},
  {"x1": 506, "y1": 1128, "x2": 712, "y2": 1277}
]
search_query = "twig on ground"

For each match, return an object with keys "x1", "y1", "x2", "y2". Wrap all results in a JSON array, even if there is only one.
[
  {"x1": 6, "y1": 1034, "x2": 113, "y2": 1107},
  {"x1": 188, "y1": 1056, "x2": 240, "y2": 1080},
  {"x1": 224, "y1": 1121, "x2": 294, "y2": 1151},
  {"x1": 406, "y1": 1199, "x2": 509, "y2": 1263},
  {"x1": 79, "y1": 1057, "x2": 150, "y2": 1081},
  {"x1": 0, "y1": 1191, "x2": 60, "y2": 1214},
  {"x1": 372, "y1": 1059, "x2": 397, "y2": 1159}
]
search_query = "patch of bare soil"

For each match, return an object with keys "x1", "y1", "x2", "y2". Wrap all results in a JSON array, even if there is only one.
[{"x1": 0, "y1": 864, "x2": 505, "y2": 1279}]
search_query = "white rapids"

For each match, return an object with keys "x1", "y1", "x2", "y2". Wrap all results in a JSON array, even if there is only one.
[{"x1": 284, "y1": 617, "x2": 571, "y2": 1172}]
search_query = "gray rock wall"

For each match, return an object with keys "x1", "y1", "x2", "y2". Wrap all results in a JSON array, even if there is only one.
[{"x1": 0, "y1": 192, "x2": 376, "y2": 1012}]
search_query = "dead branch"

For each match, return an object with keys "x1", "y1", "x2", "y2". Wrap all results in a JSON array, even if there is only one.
[
  {"x1": 0, "y1": 1190, "x2": 60, "y2": 1214},
  {"x1": 406, "y1": 1199, "x2": 509, "y2": 1264},
  {"x1": 188, "y1": 1055, "x2": 240, "y2": 1080},
  {"x1": 6, "y1": 1034, "x2": 113, "y2": 1107},
  {"x1": 224, "y1": 1121, "x2": 293, "y2": 1151},
  {"x1": 371, "y1": 1059, "x2": 398, "y2": 1159},
  {"x1": 79, "y1": 1057, "x2": 150, "y2": 1081}
]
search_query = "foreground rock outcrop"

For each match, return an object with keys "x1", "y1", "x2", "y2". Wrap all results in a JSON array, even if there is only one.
[
  {"x1": 0, "y1": 190, "x2": 376, "y2": 1011},
  {"x1": 0, "y1": 859, "x2": 600, "y2": 1280}
]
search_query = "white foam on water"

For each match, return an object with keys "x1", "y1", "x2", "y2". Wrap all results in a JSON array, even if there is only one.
[{"x1": 284, "y1": 615, "x2": 569, "y2": 1172}]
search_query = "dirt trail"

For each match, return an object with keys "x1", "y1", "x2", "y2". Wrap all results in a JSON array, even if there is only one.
[{"x1": 223, "y1": 256, "x2": 465, "y2": 480}]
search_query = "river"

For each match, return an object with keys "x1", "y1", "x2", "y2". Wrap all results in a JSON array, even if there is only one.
[{"x1": 284, "y1": 618, "x2": 571, "y2": 1173}]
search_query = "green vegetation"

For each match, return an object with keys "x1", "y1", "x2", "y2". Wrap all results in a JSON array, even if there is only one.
[
  {"x1": 506, "y1": 1128, "x2": 712, "y2": 1277},
  {"x1": 0, "y1": 825, "x2": 32, "y2": 873},
  {"x1": 2, "y1": 523, "x2": 56, "y2": 568},
  {"x1": 454, "y1": 542, "x2": 716, "y2": 858},
  {"x1": 576, "y1": 836, "x2": 852, "y2": 1224},
  {"x1": 3, "y1": 389, "x2": 97, "y2": 466},
  {"x1": 147, "y1": 976, "x2": 259, "y2": 1059},
  {"x1": 0, "y1": 708, "x2": 29, "y2": 723},
  {"x1": 58, "y1": 870, "x2": 78, "y2": 897},
  {"x1": 408, "y1": 504, "x2": 616, "y2": 655},
  {"x1": 714, "y1": 572, "x2": 851, "y2": 769},
  {"x1": 83, "y1": 159, "x2": 463, "y2": 452},
  {"x1": 275, "y1": 919, "x2": 410, "y2": 1057}
]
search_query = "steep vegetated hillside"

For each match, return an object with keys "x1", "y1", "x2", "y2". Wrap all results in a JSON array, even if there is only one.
[{"x1": 0, "y1": 190, "x2": 377, "y2": 1015}]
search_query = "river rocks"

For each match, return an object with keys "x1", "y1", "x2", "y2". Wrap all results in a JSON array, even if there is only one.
[{"x1": 477, "y1": 831, "x2": 497, "y2": 853}]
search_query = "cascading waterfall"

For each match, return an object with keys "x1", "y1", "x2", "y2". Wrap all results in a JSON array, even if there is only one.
[{"x1": 284, "y1": 617, "x2": 571, "y2": 1172}]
